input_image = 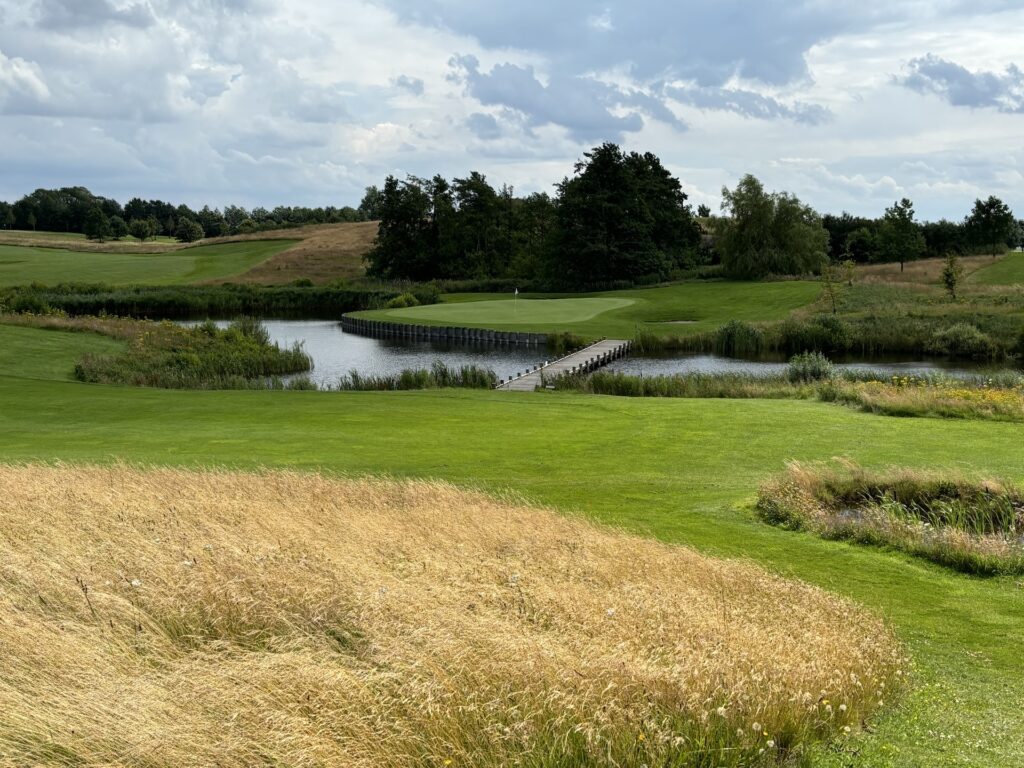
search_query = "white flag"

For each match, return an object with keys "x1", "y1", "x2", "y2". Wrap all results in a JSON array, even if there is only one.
[{"x1": 515, "y1": 288, "x2": 519, "y2": 295}]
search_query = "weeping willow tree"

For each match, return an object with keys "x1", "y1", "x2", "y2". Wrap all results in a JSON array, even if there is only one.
[{"x1": 716, "y1": 174, "x2": 829, "y2": 279}]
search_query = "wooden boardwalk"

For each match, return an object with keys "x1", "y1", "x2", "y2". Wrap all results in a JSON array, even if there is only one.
[{"x1": 497, "y1": 339, "x2": 632, "y2": 391}]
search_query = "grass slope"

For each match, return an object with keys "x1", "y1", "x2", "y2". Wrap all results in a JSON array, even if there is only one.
[
  {"x1": 0, "y1": 323, "x2": 123, "y2": 380},
  {"x1": 226, "y1": 221, "x2": 378, "y2": 284},
  {"x1": 969, "y1": 252, "x2": 1024, "y2": 285},
  {"x1": 0, "y1": 240, "x2": 297, "y2": 287},
  {"x1": 360, "y1": 281, "x2": 821, "y2": 339},
  {"x1": 0, "y1": 324, "x2": 1022, "y2": 766}
]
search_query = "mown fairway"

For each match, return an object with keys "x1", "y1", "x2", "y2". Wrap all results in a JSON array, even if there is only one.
[
  {"x1": 1, "y1": 323, "x2": 1022, "y2": 767},
  {"x1": 969, "y1": 251, "x2": 1024, "y2": 285},
  {"x1": 360, "y1": 281, "x2": 822, "y2": 338},
  {"x1": 0, "y1": 240, "x2": 297, "y2": 287}
]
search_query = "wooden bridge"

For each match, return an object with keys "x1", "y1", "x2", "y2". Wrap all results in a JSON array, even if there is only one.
[{"x1": 496, "y1": 339, "x2": 632, "y2": 391}]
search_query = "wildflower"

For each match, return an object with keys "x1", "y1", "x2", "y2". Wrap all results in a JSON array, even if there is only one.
[
  {"x1": 605, "y1": 607, "x2": 616, "y2": 617},
  {"x1": 843, "y1": 726, "x2": 851, "y2": 734},
  {"x1": 637, "y1": 733, "x2": 645, "y2": 742},
  {"x1": 130, "y1": 579, "x2": 142, "y2": 588},
  {"x1": 716, "y1": 706, "x2": 727, "y2": 717},
  {"x1": 751, "y1": 722, "x2": 762, "y2": 733},
  {"x1": 766, "y1": 740, "x2": 776, "y2": 748},
  {"x1": 839, "y1": 704, "x2": 847, "y2": 713}
]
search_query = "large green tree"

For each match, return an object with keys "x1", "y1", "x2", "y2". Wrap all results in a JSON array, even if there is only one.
[
  {"x1": 716, "y1": 175, "x2": 829, "y2": 279},
  {"x1": 83, "y1": 207, "x2": 112, "y2": 242},
  {"x1": 555, "y1": 143, "x2": 700, "y2": 286},
  {"x1": 876, "y1": 198, "x2": 925, "y2": 272},
  {"x1": 965, "y1": 196, "x2": 1016, "y2": 256}
]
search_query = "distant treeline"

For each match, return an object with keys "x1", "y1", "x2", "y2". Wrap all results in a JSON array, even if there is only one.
[
  {"x1": 0, "y1": 186, "x2": 382, "y2": 242},
  {"x1": 366, "y1": 145, "x2": 1022, "y2": 285},
  {"x1": 0, "y1": 283, "x2": 438, "y2": 319},
  {"x1": 366, "y1": 143, "x2": 707, "y2": 290}
]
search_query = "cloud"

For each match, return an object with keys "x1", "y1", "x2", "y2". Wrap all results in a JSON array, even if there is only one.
[
  {"x1": 0, "y1": 49, "x2": 50, "y2": 106},
  {"x1": 898, "y1": 54, "x2": 1024, "y2": 112},
  {"x1": 450, "y1": 54, "x2": 645, "y2": 142},
  {"x1": 466, "y1": 112, "x2": 500, "y2": 139},
  {"x1": 667, "y1": 85, "x2": 830, "y2": 124},
  {"x1": 393, "y1": 74, "x2": 424, "y2": 95},
  {"x1": 34, "y1": 0, "x2": 154, "y2": 29}
]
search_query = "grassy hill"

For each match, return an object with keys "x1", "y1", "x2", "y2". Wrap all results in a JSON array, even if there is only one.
[
  {"x1": 0, "y1": 222, "x2": 377, "y2": 287},
  {"x1": 0, "y1": 240, "x2": 297, "y2": 287}
]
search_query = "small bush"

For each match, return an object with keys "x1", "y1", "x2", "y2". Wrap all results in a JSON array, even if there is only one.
[
  {"x1": 925, "y1": 323, "x2": 997, "y2": 359},
  {"x1": 386, "y1": 292, "x2": 421, "y2": 309},
  {"x1": 787, "y1": 351, "x2": 834, "y2": 383}
]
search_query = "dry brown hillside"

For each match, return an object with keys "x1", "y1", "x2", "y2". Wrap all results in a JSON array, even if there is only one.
[{"x1": 225, "y1": 221, "x2": 378, "y2": 284}]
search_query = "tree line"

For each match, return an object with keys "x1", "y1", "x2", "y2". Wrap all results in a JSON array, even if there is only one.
[
  {"x1": 364, "y1": 147, "x2": 1021, "y2": 286},
  {"x1": 0, "y1": 186, "x2": 378, "y2": 244},
  {"x1": 365, "y1": 143, "x2": 705, "y2": 288}
]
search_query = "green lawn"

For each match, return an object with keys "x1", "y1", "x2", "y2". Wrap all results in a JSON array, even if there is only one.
[
  {"x1": 969, "y1": 251, "x2": 1024, "y2": 285},
  {"x1": 358, "y1": 281, "x2": 822, "y2": 339},
  {"x1": 0, "y1": 323, "x2": 123, "y2": 380},
  {"x1": 0, "y1": 323, "x2": 1021, "y2": 767},
  {"x1": 0, "y1": 240, "x2": 297, "y2": 287}
]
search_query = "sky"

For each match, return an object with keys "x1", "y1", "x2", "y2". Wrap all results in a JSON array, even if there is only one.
[{"x1": 0, "y1": 0, "x2": 1022, "y2": 220}]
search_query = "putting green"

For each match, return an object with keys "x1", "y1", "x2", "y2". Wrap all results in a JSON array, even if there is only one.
[{"x1": 381, "y1": 297, "x2": 635, "y2": 326}]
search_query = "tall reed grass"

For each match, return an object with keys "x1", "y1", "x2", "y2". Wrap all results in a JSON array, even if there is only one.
[
  {"x1": 338, "y1": 362, "x2": 497, "y2": 391},
  {"x1": 0, "y1": 465, "x2": 904, "y2": 767}
]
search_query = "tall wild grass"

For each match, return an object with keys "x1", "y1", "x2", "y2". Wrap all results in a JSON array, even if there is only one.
[
  {"x1": 0, "y1": 464, "x2": 904, "y2": 767},
  {"x1": 758, "y1": 462, "x2": 1024, "y2": 575},
  {"x1": 338, "y1": 362, "x2": 497, "y2": 391}
]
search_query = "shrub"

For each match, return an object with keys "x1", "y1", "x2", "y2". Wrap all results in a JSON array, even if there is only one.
[
  {"x1": 386, "y1": 292, "x2": 421, "y2": 309},
  {"x1": 777, "y1": 314, "x2": 852, "y2": 354},
  {"x1": 925, "y1": 323, "x2": 997, "y2": 359},
  {"x1": 787, "y1": 351, "x2": 834, "y2": 383}
]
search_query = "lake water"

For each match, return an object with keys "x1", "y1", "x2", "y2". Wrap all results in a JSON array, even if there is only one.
[
  {"x1": 187, "y1": 320, "x2": 549, "y2": 386},
  {"x1": 189, "y1": 320, "x2": 1014, "y2": 387}
]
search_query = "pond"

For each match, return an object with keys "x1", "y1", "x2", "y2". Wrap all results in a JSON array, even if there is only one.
[
  {"x1": 186, "y1": 320, "x2": 550, "y2": 386},
  {"x1": 189, "y1": 320, "x2": 1017, "y2": 387}
]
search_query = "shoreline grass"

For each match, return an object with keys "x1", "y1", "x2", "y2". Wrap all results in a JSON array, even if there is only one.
[
  {"x1": 757, "y1": 462, "x2": 1024, "y2": 575},
  {"x1": 550, "y1": 368, "x2": 1024, "y2": 421}
]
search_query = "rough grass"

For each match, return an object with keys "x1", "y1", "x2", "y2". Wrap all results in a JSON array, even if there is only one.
[
  {"x1": 552, "y1": 370, "x2": 1024, "y2": 422},
  {"x1": 0, "y1": 229, "x2": 180, "y2": 253},
  {"x1": 225, "y1": 222, "x2": 379, "y2": 285},
  {"x1": 0, "y1": 464, "x2": 903, "y2": 767},
  {"x1": 757, "y1": 462, "x2": 1024, "y2": 575},
  {"x1": 0, "y1": 240, "x2": 297, "y2": 287}
]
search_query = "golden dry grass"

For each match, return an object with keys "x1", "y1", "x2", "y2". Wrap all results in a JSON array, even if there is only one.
[
  {"x1": 854, "y1": 254, "x2": 994, "y2": 285},
  {"x1": 223, "y1": 222, "x2": 378, "y2": 285},
  {"x1": 0, "y1": 231, "x2": 180, "y2": 253},
  {"x1": 0, "y1": 465, "x2": 902, "y2": 767}
]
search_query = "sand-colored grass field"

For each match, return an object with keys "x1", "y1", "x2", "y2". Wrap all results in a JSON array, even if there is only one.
[
  {"x1": 226, "y1": 221, "x2": 378, "y2": 284},
  {"x1": 0, "y1": 465, "x2": 901, "y2": 767}
]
